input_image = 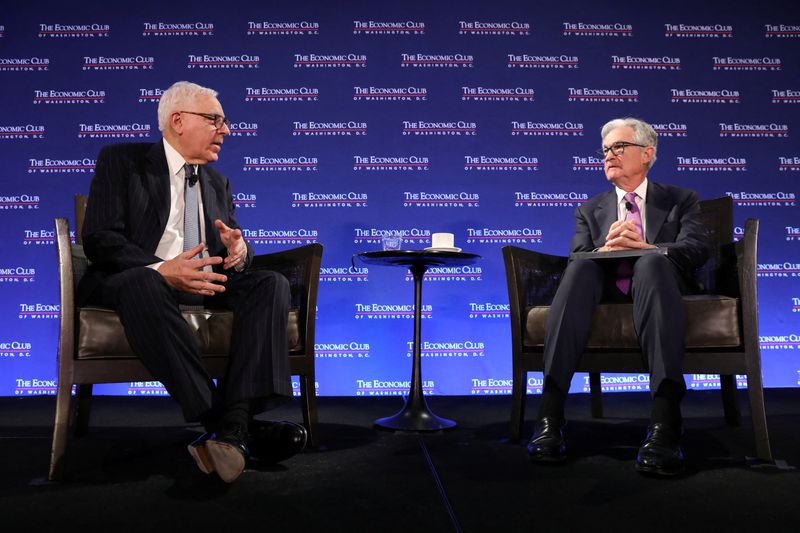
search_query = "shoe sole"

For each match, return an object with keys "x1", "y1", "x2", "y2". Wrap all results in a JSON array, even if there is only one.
[
  {"x1": 635, "y1": 462, "x2": 683, "y2": 477},
  {"x1": 529, "y1": 454, "x2": 567, "y2": 464},
  {"x1": 205, "y1": 440, "x2": 246, "y2": 483},
  {"x1": 187, "y1": 442, "x2": 215, "y2": 474}
]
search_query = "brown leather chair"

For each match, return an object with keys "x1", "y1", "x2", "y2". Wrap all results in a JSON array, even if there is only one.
[
  {"x1": 49, "y1": 195, "x2": 323, "y2": 480},
  {"x1": 502, "y1": 196, "x2": 772, "y2": 462}
]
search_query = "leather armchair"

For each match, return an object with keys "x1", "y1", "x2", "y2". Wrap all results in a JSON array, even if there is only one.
[
  {"x1": 502, "y1": 196, "x2": 772, "y2": 462},
  {"x1": 49, "y1": 195, "x2": 323, "y2": 480}
]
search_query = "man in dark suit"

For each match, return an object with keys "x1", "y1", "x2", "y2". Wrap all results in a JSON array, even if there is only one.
[
  {"x1": 80, "y1": 81, "x2": 306, "y2": 483},
  {"x1": 526, "y1": 117, "x2": 709, "y2": 476}
]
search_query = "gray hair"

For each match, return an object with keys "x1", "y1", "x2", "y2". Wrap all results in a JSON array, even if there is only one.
[
  {"x1": 157, "y1": 81, "x2": 218, "y2": 132},
  {"x1": 600, "y1": 117, "x2": 658, "y2": 169}
]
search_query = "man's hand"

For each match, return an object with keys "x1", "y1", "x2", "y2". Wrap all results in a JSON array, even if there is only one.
[
  {"x1": 215, "y1": 219, "x2": 247, "y2": 270},
  {"x1": 158, "y1": 244, "x2": 227, "y2": 295},
  {"x1": 598, "y1": 220, "x2": 656, "y2": 252}
]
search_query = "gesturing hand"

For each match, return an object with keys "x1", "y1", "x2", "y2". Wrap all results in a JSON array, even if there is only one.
[
  {"x1": 598, "y1": 219, "x2": 656, "y2": 252},
  {"x1": 157, "y1": 244, "x2": 227, "y2": 296},
  {"x1": 215, "y1": 219, "x2": 247, "y2": 270}
]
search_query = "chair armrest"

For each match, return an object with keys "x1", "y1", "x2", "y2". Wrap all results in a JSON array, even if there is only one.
[
  {"x1": 502, "y1": 245, "x2": 567, "y2": 357},
  {"x1": 55, "y1": 218, "x2": 75, "y2": 311},
  {"x1": 715, "y1": 218, "x2": 758, "y2": 300},
  {"x1": 55, "y1": 218, "x2": 77, "y2": 365},
  {"x1": 250, "y1": 243, "x2": 323, "y2": 345},
  {"x1": 502, "y1": 245, "x2": 569, "y2": 309}
]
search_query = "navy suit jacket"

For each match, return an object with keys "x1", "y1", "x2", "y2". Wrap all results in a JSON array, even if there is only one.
[
  {"x1": 570, "y1": 181, "x2": 710, "y2": 283},
  {"x1": 78, "y1": 142, "x2": 253, "y2": 303}
]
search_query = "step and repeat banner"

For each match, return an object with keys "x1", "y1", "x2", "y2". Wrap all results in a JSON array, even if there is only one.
[{"x1": 2, "y1": 0, "x2": 798, "y2": 398}]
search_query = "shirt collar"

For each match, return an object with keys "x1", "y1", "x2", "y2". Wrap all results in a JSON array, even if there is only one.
[
  {"x1": 615, "y1": 177, "x2": 648, "y2": 205},
  {"x1": 162, "y1": 137, "x2": 192, "y2": 179}
]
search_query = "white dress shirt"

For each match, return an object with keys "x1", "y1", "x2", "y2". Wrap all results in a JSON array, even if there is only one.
[
  {"x1": 614, "y1": 177, "x2": 648, "y2": 240},
  {"x1": 148, "y1": 138, "x2": 208, "y2": 270}
]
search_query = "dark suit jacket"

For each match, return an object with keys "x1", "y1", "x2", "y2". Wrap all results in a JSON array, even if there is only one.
[
  {"x1": 570, "y1": 181, "x2": 710, "y2": 283},
  {"x1": 78, "y1": 142, "x2": 253, "y2": 303}
]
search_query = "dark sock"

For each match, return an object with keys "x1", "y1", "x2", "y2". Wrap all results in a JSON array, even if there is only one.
[
  {"x1": 650, "y1": 379, "x2": 684, "y2": 430},
  {"x1": 220, "y1": 400, "x2": 251, "y2": 433},
  {"x1": 537, "y1": 377, "x2": 567, "y2": 422},
  {"x1": 200, "y1": 408, "x2": 221, "y2": 434}
]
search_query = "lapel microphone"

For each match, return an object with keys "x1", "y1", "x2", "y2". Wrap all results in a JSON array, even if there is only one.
[
  {"x1": 186, "y1": 165, "x2": 199, "y2": 187},
  {"x1": 625, "y1": 201, "x2": 633, "y2": 212}
]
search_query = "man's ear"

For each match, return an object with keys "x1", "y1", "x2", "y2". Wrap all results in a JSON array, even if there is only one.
[
  {"x1": 170, "y1": 112, "x2": 183, "y2": 135},
  {"x1": 641, "y1": 146, "x2": 655, "y2": 165}
]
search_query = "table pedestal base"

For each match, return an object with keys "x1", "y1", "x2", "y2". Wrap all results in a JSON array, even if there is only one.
[{"x1": 375, "y1": 398, "x2": 456, "y2": 431}]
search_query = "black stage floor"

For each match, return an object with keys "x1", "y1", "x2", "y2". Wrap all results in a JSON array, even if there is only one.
[{"x1": 1, "y1": 389, "x2": 798, "y2": 532}]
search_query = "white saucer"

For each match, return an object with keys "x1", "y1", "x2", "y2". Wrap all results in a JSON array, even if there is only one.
[{"x1": 424, "y1": 247, "x2": 462, "y2": 252}]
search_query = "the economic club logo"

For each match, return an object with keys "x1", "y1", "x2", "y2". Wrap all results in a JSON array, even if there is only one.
[
  {"x1": 664, "y1": 24, "x2": 733, "y2": 38},
  {"x1": 458, "y1": 21, "x2": 530, "y2": 35},
  {"x1": 187, "y1": 54, "x2": 259, "y2": 69},
  {"x1": 82, "y1": 56, "x2": 154, "y2": 70},
  {"x1": 353, "y1": 21, "x2": 424, "y2": 35},
  {"x1": 39, "y1": 23, "x2": 110, "y2": 38},
  {"x1": 507, "y1": 54, "x2": 579, "y2": 69},
  {"x1": 247, "y1": 21, "x2": 319, "y2": 35},
  {"x1": 562, "y1": 22, "x2": 632, "y2": 37},
  {"x1": 246, "y1": 87, "x2": 319, "y2": 102},
  {"x1": 143, "y1": 22, "x2": 213, "y2": 36},
  {"x1": 0, "y1": 57, "x2": 50, "y2": 71}
]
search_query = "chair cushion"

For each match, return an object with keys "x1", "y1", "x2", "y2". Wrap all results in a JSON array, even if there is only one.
[
  {"x1": 77, "y1": 307, "x2": 301, "y2": 360},
  {"x1": 524, "y1": 295, "x2": 740, "y2": 349}
]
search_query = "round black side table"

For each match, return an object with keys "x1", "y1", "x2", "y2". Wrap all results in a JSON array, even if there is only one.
[{"x1": 355, "y1": 250, "x2": 481, "y2": 431}]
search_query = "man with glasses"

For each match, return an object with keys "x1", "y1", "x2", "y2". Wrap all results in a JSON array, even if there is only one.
[
  {"x1": 526, "y1": 117, "x2": 709, "y2": 476},
  {"x1": 79, "y1": 81, "x2": 307, "y2": 483}
]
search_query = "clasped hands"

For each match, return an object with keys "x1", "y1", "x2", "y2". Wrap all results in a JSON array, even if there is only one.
[
  {"x1": 158, "y1": 220, "x2": 247, "y2": 296},
  {"x1": 597, "y1": 219, "x2": 656, "y2": 252}
]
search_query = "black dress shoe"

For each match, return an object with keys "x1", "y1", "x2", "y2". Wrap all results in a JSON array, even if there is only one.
[
  {"x1": 526, "y1": 417, "x2": 567, "y2": 462},
  {"x1": 249, "y1": 420, "x2": 308, "y2": 464},
  {"x1": 205, "y1": 424, "x2": 250, "y2": 483},
  {"x1": 635, "y1": 423, "x2": 684, "y2": 477}
]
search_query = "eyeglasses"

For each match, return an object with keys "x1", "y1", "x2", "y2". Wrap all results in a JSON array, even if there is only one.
[
  {"x1": 179, "y1": 111, "x2": 230, "y2": 130},
  {"x1": 596, "y1": 141, "x2": 646, "y2": 158}
]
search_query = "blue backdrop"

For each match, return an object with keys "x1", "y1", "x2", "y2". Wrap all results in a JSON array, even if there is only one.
[{"x1": 1, "y1": 0, "x2": 798, "y2": 398}]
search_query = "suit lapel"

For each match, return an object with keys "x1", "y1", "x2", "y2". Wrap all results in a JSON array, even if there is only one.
[
  {"x1": 596, "y1": 190, "x2": 618, "y2": 244},
  {"x1": 144, "y1": 143, "x2": 171, "y2": 236},
  {"x1": 645, "y1": 181, "x2": 669, "y2": 244},
  {"x1": 198, "y1": 165, "x2": 215, "y2": 251}
]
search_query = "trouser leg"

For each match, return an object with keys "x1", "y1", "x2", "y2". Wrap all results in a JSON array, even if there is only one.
[
  {"x1": 630, "y1": 253, "x2": 687, "y2": 397},
  {"x1": 86, "y1": 267, "x2": 219, "y2": 421},
  {"x1": 217, "y1": 269, "x2": 292, "y2": 415},
  {"x1": 542, "y1": 259, "x2": 605, "y2": 394}
]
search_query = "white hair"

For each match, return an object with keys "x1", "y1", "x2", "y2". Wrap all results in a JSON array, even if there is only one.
[
  {"x1": 157, "y1": 81, "x2": 218, "y2": 132},
  {"x1": 600, "y1": 117, "x2": 658, "y2": 169}
]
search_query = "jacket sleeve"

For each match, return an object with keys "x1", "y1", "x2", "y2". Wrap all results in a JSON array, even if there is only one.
[
  {"x1": 569, "y1": 204, "x2": 599, "y2": 254},
  {"x1": 82, "y1": 146, "x2": 163, "y2": 272},
  {"x1": 653, "y1": 189, "x2": 710, "y2": 276}
]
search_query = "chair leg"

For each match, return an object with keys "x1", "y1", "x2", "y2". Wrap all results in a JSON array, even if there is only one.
[
  {"x1": 299, "y1": 373, "x2": 319, "y2": 449},
  {"x1": 589, "y1": 372, "x2": 603, "y2": 418},
  {"x1": 719, "y1": 374, "x2": 741, "y2": 426},
  {"x1": 49, "y1": 380, "x2": 74, "y2": 481},
  {"x1": 510, "y1": 368, "x2": 527, "y2": 441},
  {"x1": 74, "y1": 384, "x2": 93, "y2": 437},
  {"x1": 745, "y1": 371, "x2": 773, "y2": 462}
]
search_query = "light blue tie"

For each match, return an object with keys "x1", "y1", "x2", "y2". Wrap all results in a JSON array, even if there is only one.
[
  {"x1": 183, "y1": 163, "x2": 200, "y2": 257},
  {"x1": 182, "y1": 163, "x2": 203, "y2": 306}
]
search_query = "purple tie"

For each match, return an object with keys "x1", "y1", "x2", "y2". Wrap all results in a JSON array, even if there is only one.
[{"x1": 615, "y1": 192, "x2": 643, "y2": 294}]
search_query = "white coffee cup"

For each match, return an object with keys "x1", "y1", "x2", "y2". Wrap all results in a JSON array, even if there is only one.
[{"x1": 431, "y1": 232, "x2": 455, "y2": 249}]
